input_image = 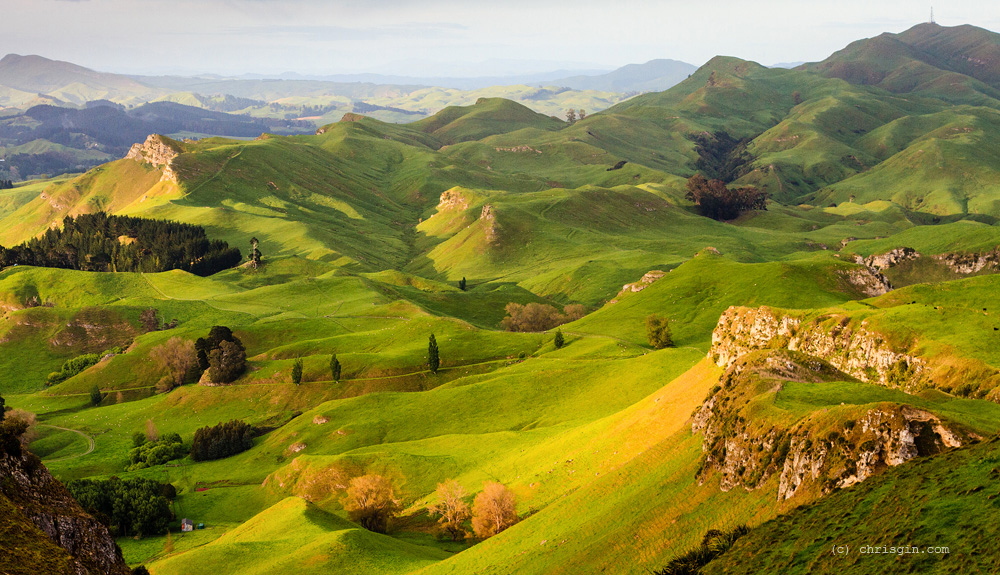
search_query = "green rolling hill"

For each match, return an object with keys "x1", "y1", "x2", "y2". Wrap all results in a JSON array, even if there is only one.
[{"x1": 2, "y1": 21, "x2": 1000, "y2": 575}]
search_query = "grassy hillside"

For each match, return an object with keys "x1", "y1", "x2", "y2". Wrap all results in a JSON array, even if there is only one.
[
  {"x1": 701, "y1": 434, "x2": 1000, "y2": 575},
  {"x1": 4, "y1": 23, "x2": 1000, "y2": 575}
]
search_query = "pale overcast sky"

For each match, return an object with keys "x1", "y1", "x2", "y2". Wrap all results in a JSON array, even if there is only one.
[{"x1": 3, "y1": 0, "x2": 999, "y2": 76}]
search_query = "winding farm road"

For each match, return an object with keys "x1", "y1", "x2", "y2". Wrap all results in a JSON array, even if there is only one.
[{"x1": 37, "y1": 424, "x2": 95, "y2": 461}]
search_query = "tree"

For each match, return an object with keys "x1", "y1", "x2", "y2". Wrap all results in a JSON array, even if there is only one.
[
  {"x1": 646, "y1": 314, "x2": 674, "y2": 349},
  {"x1": 578, "y1": 109, "x2": 587, "y2": 120},
  {"x1": 565, "y1": 108, "x2": 577, "y2": 123},
  {"x1": 472, "y1": 481, "x2": 518, "y2": 538},
  {"x1": 458, "y1": 277, "x2": 467, "y2": 291},
  {"x1": 330, "y1": 354, "x2": 341, "y2": 381},
  {"x1": 191, "y1": 419, "x2": 254, "y2": 461},
  {"x1": 90, "y1": 384, "x2": 103, "y2": 407},
  {"x1": 501, "y1": 302, "x2": 584, "y2": 332},
  {"x1": 208, "y1": 339, "x2": 247, "y2": 383},
  {"x1": 428, "y1": 479, "x2": 471, "y2": 541},
  {"x1": 684, "y1": 174, "x2": 767, "y2": 221},
  {"x1": 343, "y1": 474, "x2": 401, "y2": 534},
  {"x1": 140, "y1": 308, "x2": 160, "y2": 332},
  {"x1": 249, "y1": 237, "x2": 262, "y2": 269},
  {"x1": 145, "y1": 419, "x2": 159, "y2": 442},
  {"x1": 291, "y1": 358, "x2": 303, "y2": 384},
  {"x1": 149, "y1": 337, "x2": 198, "y2": 389},
  {"x1": 554, "y1": 329, "x2": 565, "y2": 349},
  {"x1": 428, "y1": 334, "x2": 440, "y2": 373}
]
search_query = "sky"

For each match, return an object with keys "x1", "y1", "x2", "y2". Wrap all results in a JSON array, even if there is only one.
[{"x1": 3, "y1": 0, "x2": 1000, "y2": 77}]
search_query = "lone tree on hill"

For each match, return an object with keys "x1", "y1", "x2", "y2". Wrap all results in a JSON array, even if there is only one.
[
  {"x1": 330, "y1": 354, "x2": 341, "y2": 381},
  {"x1": 428, "y1": 334, "x2": 440, "y2": 373},
  {"x1": 554, "y1": 329, "x2": 565, "y2": 349},
  {"x1": 90, "y1": 385, "x2": 103, "y2": 407},
  {"x1": 472, "y1": 481, "x2": 518, "y2": 538},
  {"x1": 458, "y1": 277, "x2": 467, "y2": 291},
  {"x1": 685, "y1": 174, "x2": 767, "y2": 221},
  {"x1": 249, "y1": 237, "x2": 262, "y2": 269},
  {"x1": 429, "y1": 479, "x2": 472, "y2": 541},
  {"x1": 578, "y1": 109, "x2": 587, "y2": 120},
  {"x1": 291, "y1": 358, "x2": 303, "y2": 385},
  {"x1": 344, "y1": 474, "x2": 401, "y2": 533},
  {"x1": 565, "y1": 108, "x2": 577, "y2": 123},
  {"x1": 646, "y1": 314, "x2": 674, "y2": 349}
]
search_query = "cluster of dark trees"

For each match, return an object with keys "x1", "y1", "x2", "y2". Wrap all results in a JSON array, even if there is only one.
[
  {"x1": 127, "y1": 433, "x2": 186, "y2": 471},
  {"x1": 191, "y1": 419, "x2": 254, "y2": 461},
  {"x1": 0, "y1": 179, "x2": 13, "y2": 189},
  {"x1": 195, "y1": 326, "x2": 247, "y2": 383},
  {"x1": 685, "y1": 174, "x2": 768, "y2": 221},
  {"x1": 66, "y1": 477, "x2": 175, "y2": 538},
  {"x1": 0, "y1": 213, "x2": 242, "y2": 276}
]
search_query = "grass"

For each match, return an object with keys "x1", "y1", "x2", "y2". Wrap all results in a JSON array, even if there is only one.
[{"x1": 5, "y1": 44, "x2": 1000, "y2": 574}]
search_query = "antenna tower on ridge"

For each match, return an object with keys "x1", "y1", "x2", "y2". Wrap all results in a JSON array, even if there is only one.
[{"x1": 930, "y1": 7, "x2": 935, "y2": 24}]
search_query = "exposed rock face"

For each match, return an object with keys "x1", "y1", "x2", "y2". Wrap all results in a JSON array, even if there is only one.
[
  {"x1": 933, "y1": 248, "x2": 1000, "y2": 274},
  {"x1": 692, "y1": 350, "x2": 975, "y2": 502},
  {"x1": 480, "y1": 204, "x2": 499, "y2": 243},
  {"x1": 840, "y1": 266, "x2": 892, "y2": 296},
  {"x1": 710, "y1": 306, "x2": 925, "y2": 389},
  {"x1": 437, "y1": 188, "x2": 470, "y2": 211},
  {"x1": 125, "y1": 134, "x2": 181, "y2": 183},
  {"x1": 621, "y1": 270, "x2": 666, "y2": 294},
  {"x1": 860, "y1": 247, "x2": 919, "y2": 271},
  {"x1": 0, "y1": 442, "x2": 130, "y2": 574},
  {"x1": 777, "y1": 405, "x2": 969, "y2": 501}
]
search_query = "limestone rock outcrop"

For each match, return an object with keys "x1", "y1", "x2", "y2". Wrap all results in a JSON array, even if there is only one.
[{"x1": 125, "y1": 134, "x2": 182, "y2": 183}]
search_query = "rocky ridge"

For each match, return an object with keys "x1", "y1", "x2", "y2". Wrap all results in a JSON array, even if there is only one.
[
  {"x1": 692, "y1": 350, "x2": 976, "y2": 502},
  {"x1": 710, "y1": 305, "x2": 925, "y2": 389},
  {"x1": 125, "y1": 134, "x2": 182, "y2": 183},
  {"x1": 0, "y1": 424, "x2": 130, "y2": 575}
]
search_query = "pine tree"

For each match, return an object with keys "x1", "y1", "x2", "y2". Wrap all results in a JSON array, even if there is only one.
[
  {"x1": 428, "y1": 334, "x2": 440, "y2": 374},
  {"x1": 554, "y1": 329, "x2": 565, "y2": 349},
  {"x1": 89, "y1": 384, "x2": 103, "y2": 407},
  {"x1": 330, "y1": 354, "x2": 341, "y2": 381},
  {"x1": 291, "y1": 358, "x2": 303, "y2": 384}
]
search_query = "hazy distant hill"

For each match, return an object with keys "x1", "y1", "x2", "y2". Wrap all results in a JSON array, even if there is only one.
[
  {"x1": 0, "y1": 53, "x2": 156, "y2": 106},
  {"x1": 550, "y1": 59, "x2": 698, "y2": 92},
  {"x1": 801, "y1": 22, "x2": 1000, "y2": 102}
]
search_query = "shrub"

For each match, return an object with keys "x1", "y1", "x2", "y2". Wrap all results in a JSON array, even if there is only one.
[
  {"x1": 472, "y1": 481, "x2": 518, "y2": 538},
  {"x1": 344, "y1": 474, "x2": 401, "y2": 533},
  {"x1": 126, "y1": 433, "x2": 185, "y2": 471},
  {"x1": 191, "y1": 419, "x2": 254, "y2": 461},
  {"x1": 653, "y1": 525, "x2": 749, "y2": 575},
  {"x1": 554, "y1": 329, "x2": 565, "y2": 349},
  {"x1": 291, "y1": 358, "x2": 303, "y2": 384}
]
